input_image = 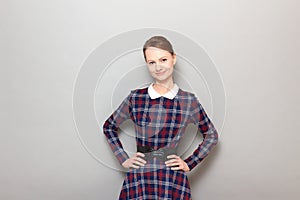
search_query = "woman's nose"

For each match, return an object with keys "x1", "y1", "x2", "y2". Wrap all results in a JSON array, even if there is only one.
[{"x1": 155, "y1": 64, "x2": 162, "y2": 71}]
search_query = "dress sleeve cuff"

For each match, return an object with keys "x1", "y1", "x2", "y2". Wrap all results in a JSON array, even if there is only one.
[
  {"x1": 184, "y1": 156, "x2": 203, "y2": 171},
  {"x1": 115, "y1": 149, "x2": 130, "y2": 165}
]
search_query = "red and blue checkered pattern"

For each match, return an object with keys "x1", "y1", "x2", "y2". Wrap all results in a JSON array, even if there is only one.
[
  {"x1": 119, "y1": 163, "x2": 191, "y2": 199},
  {"x1": 103, "y1": 87, "x2": 218, "y2": 199}
]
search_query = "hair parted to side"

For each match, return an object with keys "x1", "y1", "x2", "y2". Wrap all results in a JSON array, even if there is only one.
[{"x1": 143, "y1": 36, "x2": 175, "y2": 61}]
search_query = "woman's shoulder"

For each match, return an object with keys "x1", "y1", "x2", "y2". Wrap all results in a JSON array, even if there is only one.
[
  {"x1": 177, "y1": 88, "x2": 197, "y2": 99},
  {"x1": 129, "y1": 86, "x2": 149, "y2": 96}
]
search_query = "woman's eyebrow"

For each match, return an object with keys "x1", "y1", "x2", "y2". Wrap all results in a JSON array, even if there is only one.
[
  {"x1": 160, "y1": 56, "x2": 167, "y2": 59},
  {"x1": 147, "y1": 56, "x2": 168, "y2": 62}
]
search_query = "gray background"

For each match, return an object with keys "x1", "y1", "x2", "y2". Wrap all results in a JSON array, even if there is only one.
[{"x1": 1, "y1": 0, "x2": 299, "y2": 199}]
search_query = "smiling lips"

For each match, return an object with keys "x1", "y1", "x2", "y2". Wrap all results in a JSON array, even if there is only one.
[{"x1": 155, "y1": 71, "x2": 166, "y2": 76}]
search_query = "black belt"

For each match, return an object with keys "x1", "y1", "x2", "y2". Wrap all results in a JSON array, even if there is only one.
[{"x1": 137, "y1": 145, "x2": 177, "y2": 162}]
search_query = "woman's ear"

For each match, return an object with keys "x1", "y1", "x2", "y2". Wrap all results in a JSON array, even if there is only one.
[{"x1": 172, "y1": 53, "x2": 177, "y2": 65}]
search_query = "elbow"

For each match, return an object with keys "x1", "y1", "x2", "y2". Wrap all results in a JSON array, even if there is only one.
[
  {"x1": 210, "y1": 125, "x2": 219, "y2": 146},
  {"x1": 102, "y1": 120, "x2": 110, "y2": 136},
  {"x1": 208, "y1": 129, "x2": 218, "y2": 146},
  {"x1": 213, "y1": 132, "x2": 219, "y2": 146}
]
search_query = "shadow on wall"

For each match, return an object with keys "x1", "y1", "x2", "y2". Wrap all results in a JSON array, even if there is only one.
[{"x1": 188, "y1": 136, "x2": 221, "y2": 186}]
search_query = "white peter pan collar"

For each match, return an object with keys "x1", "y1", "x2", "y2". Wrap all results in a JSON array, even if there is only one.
[{"x1": 148, "y1": 83, "x2": 179, "y2": 100}]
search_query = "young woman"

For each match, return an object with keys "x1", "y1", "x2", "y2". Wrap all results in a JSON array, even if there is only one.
[{"x1": 103, "y1": 36, "x2": 218, "y2": 199}]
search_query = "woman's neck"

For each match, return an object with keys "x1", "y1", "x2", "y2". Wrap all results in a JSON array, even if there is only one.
[{"x1": 153, "y1": 79, "x2": 174, "y2": 95}]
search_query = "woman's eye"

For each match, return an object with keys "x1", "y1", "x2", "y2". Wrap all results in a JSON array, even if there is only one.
[
  {"x1": 148, "y1": 61, "x2": 155, "y2": 65},
  {"x1": 162, "y1": 58, "x2": 167, "y2": 62}
]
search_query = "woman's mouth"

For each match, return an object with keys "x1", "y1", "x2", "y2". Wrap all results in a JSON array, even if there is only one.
[{"x1": 155, "y1": 71, "x2": 166, "y2": 76}]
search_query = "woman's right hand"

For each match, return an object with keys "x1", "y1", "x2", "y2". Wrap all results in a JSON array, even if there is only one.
[{"x1": 122, "y1": 152, "x2": 147, "y2": 169}]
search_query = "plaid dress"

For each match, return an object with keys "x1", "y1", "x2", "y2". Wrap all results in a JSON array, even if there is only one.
[{"x1": 103, "y1": 84, "x2": 218, "y2": 200}]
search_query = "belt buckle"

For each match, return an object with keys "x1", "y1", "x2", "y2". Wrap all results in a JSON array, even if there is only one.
[{"x1": 151, "y1": 148, "x2": 165, "y2": 162}]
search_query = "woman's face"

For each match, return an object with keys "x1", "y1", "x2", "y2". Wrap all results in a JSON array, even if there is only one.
[{"x1": 144, "y1": 47, "x2": 176, "y2": 84}]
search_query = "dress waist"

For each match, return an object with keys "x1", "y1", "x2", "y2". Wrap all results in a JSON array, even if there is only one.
[{"x1": 137, "y1": 145, "x2": 177, "y2": 162}]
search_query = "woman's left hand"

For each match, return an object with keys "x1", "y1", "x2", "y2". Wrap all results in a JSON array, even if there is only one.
[{"x1": 165, "y1": 155, "x2": 190, "y2": 172}]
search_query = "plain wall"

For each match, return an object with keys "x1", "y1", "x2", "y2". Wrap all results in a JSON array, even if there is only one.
[{"x1": 1, "y1": 0, "x2": 299, "y2": 199}]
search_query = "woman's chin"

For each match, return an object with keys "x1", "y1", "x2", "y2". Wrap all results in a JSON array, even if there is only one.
[{"x1": 153, "y1": 76, "x2": 167, "y2": 82}]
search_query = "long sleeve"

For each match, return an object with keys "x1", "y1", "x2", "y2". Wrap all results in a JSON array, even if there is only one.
[
  {"x1": 184, "y1": 94, "x2": 219, "y2": 171},
  {"x1": 102, "y1": 92, "x2": 132, "y2": 165}
]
